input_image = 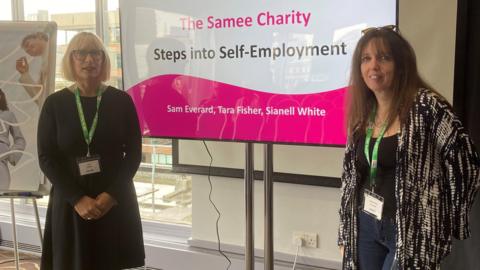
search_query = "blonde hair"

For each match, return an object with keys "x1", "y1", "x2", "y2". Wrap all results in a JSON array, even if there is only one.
[{"x1": 61, "y1": 32, "x2": 111, "y2": 82}]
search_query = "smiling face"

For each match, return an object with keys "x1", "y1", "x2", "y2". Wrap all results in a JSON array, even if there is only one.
[{"x1": 360, "y1": 39, "x2": 395, "y2": 95}]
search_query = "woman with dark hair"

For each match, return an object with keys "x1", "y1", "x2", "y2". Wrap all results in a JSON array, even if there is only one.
[
  {"x1": 37, "y1": 32, "x2": 144, "y2": 270},
  {"x1": 0, "y1": 88, "x2": 26, "y2": 190},
  {"x1": 338, "y1": 26, "x2": 480, "y2": 269}
]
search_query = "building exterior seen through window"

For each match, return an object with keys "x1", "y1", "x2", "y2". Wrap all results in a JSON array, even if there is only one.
[{"x1": 15, "y1": 0, "x2": 192, "y2": 225}]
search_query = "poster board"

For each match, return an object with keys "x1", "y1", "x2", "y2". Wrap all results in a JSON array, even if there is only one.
[
  {"x1": 120, "y1": 0, "x2": 396, "y2": 145},
  {"x1": 0, "y1": 21, "x2": 57, "y2": 193}
]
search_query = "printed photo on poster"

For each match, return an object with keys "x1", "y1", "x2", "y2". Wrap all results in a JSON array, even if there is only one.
[{"x1": 0, "y1": 21, "x2": 57, "y2": 192}]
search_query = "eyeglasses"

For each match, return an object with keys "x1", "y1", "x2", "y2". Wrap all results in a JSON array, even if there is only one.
[
  {"x1": 361, "y1": 25, "x2": 397, "y2": 35},
  {"x1": 72, "y1": 49, "x2": 104, "y2": 62}
]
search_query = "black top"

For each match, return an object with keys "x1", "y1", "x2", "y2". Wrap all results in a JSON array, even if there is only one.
[
  {"x1": 356, "y1": 133, "x2": 398, "y2": 219},
  {"x1": 38, "y1": 87, "x2": 145, "y2": 270}
]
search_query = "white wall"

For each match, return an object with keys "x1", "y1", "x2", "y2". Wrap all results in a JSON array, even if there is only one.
[
  {"x1": 400, "y1": 0, "x2": 458, "y2": 101},
  {"x1": 187, "y1": 0, "x2": 458, "y2": 269}
]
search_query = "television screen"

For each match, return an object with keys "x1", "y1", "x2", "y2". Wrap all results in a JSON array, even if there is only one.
[{"x1": 120, "y1": 0, "x2": 397, "y2": 146}]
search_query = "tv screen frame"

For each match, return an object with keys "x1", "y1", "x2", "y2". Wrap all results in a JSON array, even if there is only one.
[{"x1": 120, "y1": 0, "x2": 398, "y2": 147}]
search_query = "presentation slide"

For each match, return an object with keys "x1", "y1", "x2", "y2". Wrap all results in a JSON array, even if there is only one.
[{"x1": 120, "y1": 0, "x2": 396, "y2": 145}]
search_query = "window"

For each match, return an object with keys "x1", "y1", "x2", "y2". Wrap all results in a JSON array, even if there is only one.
[
  {"x1": 104, "y1": 0, "x2": 121, "y2": 88},
  {"x1": 138, "y1": 138, "x2": 190, "y2": 224},
  {"x1": 115, "y1": 53, "x2": 122, "y2": 69},
  {"x1": 111, "y1": 27, "x2": 121, "y2": 43},
  {"x1": 0, "y1": 0, "x2": 12, "y2": 20},
  {"x1": 17, "y1": 0, "x2": 189, "y2": 226},
  {"x1": 24, "y1": 0, "x2": 96, "y2": 90}
]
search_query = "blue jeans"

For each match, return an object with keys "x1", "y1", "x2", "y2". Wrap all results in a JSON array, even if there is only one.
[{"x1": 358, "y1": 210, "x2": 398, "y2": 270}]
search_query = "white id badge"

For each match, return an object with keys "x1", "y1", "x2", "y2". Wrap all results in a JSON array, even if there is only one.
[
  {"x1": 77, "y1": 155, "x2": 101, "y2": 176},
  {"x1": 363, "y1": 189, "x2": 384, "y2": 220}
]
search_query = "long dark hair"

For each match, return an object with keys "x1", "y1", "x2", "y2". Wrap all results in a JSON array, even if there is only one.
[
  {"x1": 0, "y1": 88, "x2": 8, "y2": 111},
  {"x1": 346, "y1": 27, "x2": 440, "y2": 140}
]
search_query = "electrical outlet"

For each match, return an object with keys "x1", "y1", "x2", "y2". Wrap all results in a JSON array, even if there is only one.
[
  {"x1": 303, "y1": 232, "x2": 318, "y2": 248},
  {"x1": 292, "y1": 231, "x2": 318, "y2": 248}
]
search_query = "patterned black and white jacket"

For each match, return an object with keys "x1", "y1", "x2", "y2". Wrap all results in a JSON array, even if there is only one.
[{"x1": 338, "y1": 89, "x2": 480, "y2": 269}]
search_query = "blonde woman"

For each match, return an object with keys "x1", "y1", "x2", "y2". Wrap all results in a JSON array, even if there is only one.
[{"x1": 37, "y1": 32, "x2": 144, "y2": 270}]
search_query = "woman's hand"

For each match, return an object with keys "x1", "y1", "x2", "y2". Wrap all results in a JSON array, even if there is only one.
[
  {"x1": 74, "y1": 196, "x2": 102, "y2": 220},
  {"x1": 339, "y1": 245, "x2": 344, "y2": 257},
  {"x1": 95, "y1": 192, "x2": 118, "y2": 218}
]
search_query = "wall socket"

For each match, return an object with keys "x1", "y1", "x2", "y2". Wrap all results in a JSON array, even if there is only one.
[{"x1": 292, "y1": 231, "x2": 318, "y2": 248}]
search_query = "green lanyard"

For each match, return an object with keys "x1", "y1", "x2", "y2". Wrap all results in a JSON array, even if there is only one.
[
  {"x1": 364, "y1": 105, "x2": 388, "y2": 190},
  {"x1": 75, "y1": 87, "x2": 103, "y2": 157}
]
